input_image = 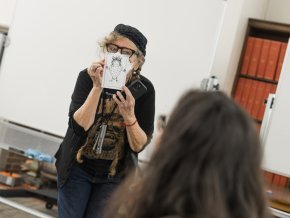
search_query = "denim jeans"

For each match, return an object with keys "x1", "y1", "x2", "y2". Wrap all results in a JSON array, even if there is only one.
[{"x1": 57, "y1": 163, "x2": 122, "y2": 218}]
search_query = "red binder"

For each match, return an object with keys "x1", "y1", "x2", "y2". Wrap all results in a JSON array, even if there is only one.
[
  {"x1": 271, "y1": 84, "x2": 277, "y2": 94},
  {"x1": 256, "y1": 39, "x2": 271, "y2": 78},
  {"x1": 273, "y1": 174, "x2": 281, "y2": 187},
  {"x1": 248, "y1": 38, "x2": 263, "y2": 77},
  {"x1": 264, "y1": 171, "x2": 274, "y2": 184},
  {"x1": 245, "y1": 80, "x2": 258, "y2": 116},
  {"x1": 251, "y1": 82, "x2": 266, "y2": 120},
  {"x1": 234, "y1": 78, "x2": 246, "y2": 104},
  {"x1": 241, "y1": 37, "x2": 255, "y2": 75},
  {"x1": 275, "y1": 42, "x2": 288, "y2": 81},
  {"x1": 264, "y1": 41, "x2": 281, "y2": 80},
  {"x1": 240, "y1": 79, "x2": 252, "y2": 110},
  {"x1": 279, "y1": 176, "x2": 288, "y2": 188}
]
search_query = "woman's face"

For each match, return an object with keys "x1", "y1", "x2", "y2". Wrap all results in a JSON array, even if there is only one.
[{"x1": 111, "y1": 37, "x2": 141, "y2": 71}]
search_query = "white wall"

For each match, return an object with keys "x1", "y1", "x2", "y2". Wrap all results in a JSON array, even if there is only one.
[
  {"x1": 1, "y1": 0, "x2": 290, "y2": 176},
  {"x1": 265, "y1": 0, "x2": 290, "y2": 22},
  {"x1": 211, "y1": 0, "x2": 269, "y2": 94},
  {"x1": 261, "y1": 0, "x2": 290, "y2": 176},
  {"x1": 0, "y1": 0, "x2": 225, "y2": 136},
  {"x1": 0, "y1": 0, "x2": 276, "y2": 136},
  {"x1": 0, "y1": 0, "x2": 17, "y2": 28}
]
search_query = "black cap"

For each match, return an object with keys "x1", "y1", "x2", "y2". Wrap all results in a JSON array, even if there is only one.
[{"x1": 114, "y1": 24, "x2": 147, "y2": 56}]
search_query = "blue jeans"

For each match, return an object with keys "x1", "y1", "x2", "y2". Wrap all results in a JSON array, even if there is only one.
[{"x1": 57, "y1": 163, "x2": 122, "y2": 218}]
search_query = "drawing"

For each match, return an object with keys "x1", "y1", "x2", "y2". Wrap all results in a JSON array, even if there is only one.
[
  {"x1": 102, "y1": 53, "x2": 132, "y2": 90},
  {"x1": 106, "y1": 56, "x2": 126, "y2": 82}
]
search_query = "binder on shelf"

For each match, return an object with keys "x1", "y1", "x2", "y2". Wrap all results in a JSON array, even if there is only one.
[
  {"x1": 240, "y1": 79, "x2": 252, "y2": 109},
  {"x1": 271, "y1": 84, "x2": 277, "y2": 94},
  {"x1": 247, "y1": 38, "x2": 263, "y2": 77},
  {"x1": 279, "y1": 176, "x2": 288, "y2": 188},
  {"x1": 240, "y1": 37, "x2": 255, "y2": 75},
  {"x1": 251, "y1": 81, "x2": 266, "y2": 120},
  {"x1": 273, "y1": 174, "x2": 281, "y2": 187},
  {"x1": 234, "y1": 78, "x2": 246, "y2": 104},
  {"x1": 264, "y1": 171, "x2": 274, "y2": 184},
  {"x1": 264, "y1": 41, "x2": 281, "y2": 80},
  {"x1": 245, "y1": 80, "x2": 258, "y2": 116},
  {"x1": 256, "y1": 39, "x2": 271, "y2": 78},
  {"x1": 275, "y1": 42, "x2": 288, "y2": 82}
]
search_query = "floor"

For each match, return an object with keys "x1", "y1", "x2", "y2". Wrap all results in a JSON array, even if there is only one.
[{"x1": 0, "y1": 196, "x2": 57, "y2": 218}]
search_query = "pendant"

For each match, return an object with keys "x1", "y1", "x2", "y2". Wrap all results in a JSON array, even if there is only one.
[{"x1": 92, "y1": 124, "x2": 107, "y2": 154}]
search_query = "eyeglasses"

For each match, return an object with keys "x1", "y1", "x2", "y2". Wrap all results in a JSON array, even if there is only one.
[{"x1": 106, "y1": 43, "x2": 136, "y2": 57}]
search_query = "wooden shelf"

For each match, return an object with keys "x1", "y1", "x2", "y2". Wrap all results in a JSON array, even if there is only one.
[
  {"x1": 232, "y1": 18, "x2": 289, "y2": 129},
  {"x1": 271, "y1": 201, "x2": 290, "y2": 214}
]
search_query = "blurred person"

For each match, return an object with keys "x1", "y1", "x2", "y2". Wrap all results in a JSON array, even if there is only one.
[{"x1": 104, "y1": 90, "x2": 272, "y2": 218}]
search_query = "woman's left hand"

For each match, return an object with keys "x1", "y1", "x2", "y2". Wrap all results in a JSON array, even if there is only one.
[{"x1": 113, "y1": 86, "x2": 136, "y2": 123}]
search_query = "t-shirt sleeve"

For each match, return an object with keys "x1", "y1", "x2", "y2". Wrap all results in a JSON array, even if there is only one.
[
  {"x1": 69, "y1": 69, "x2": 93, "y2": 117},
  {"x1": 134, "y1": 78, "x2": 155, "y2": 138},
  {"x1": 68, "y1": 69, "x2": 93, "y2": 136}
]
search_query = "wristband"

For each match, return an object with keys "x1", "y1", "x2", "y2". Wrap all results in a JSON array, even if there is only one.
[{"x1": 121, "y1": 119, "x2": 137, "y2": 127}]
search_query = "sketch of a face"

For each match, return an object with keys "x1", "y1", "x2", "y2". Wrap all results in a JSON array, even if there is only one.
[
  {"x1": 109, "y1": 56, "x2": 125, "y2": 82},
  {"x1": 112, "y1": 58, "x2": 121, "y2": 69},
  {"x1": 103, "y1": 51, "x2": 132, "y2": 89}
]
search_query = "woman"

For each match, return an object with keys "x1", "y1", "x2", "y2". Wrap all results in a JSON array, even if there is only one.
[
  {"x1": 104, "y1": 90, "x2": 272, "y2": 218},
  {"x1": 54, "y1": 24, "x2": 155, "y2": 218}
]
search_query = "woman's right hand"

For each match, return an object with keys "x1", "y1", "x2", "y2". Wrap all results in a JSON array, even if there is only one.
[{"x1": 87, "y1": 59, "x2": 105, "y2": 88}]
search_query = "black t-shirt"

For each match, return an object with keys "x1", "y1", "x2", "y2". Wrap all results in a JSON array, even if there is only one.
[{"x1": 68, "y1": 69, "x2": 155, "y2": 175}]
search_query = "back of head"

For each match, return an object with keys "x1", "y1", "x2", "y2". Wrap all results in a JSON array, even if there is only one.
[{"x1": 105, "y1": 90, "x2": 270, "y2": 218}]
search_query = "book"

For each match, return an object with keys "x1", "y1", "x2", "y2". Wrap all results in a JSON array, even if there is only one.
[
  {"x1": 271, "y1": 84, "x2": 277, "y2": 94},
  {"x1": 275, "y1": 42, "x2": 288, "y2": 81},
  {"x1": 234, "y1": 78, "x2": 246, "y2": 104},
  {"x1": 264, "y1": 41, "x2": 281, "y2": 80},
  {"x1": 245, "y1": 80, "x2": 258, "y2": 116},
  {"x1": 273, "y1": 174, "x2": 281, "y2": 187},
  {"x1": 279, "y1": 176, "x2": 288, "y2": 188},
  {"x1": 240, "y1": 79, "x2": 253, "y2": 109},
  {"x1": 264, "y1": 171, "x2": 274, "y2": 184},
  {"x1": 256, "y1": 39, "x2": 271, "y2": 78},
  {"x1": 251, "y1": 81, "x2": 266, "y2": 120},
  {"x1": 247, "y1": 38, "x2": 263, "y2": 77},
  {"x1": 240, "y1": 37, "x2": 255, "y2": 75}
]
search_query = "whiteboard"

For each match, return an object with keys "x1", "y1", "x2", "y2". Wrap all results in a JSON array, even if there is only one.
[
  {"x1": 0, "y1": 0, "x2": 225, "y2": 136},
  {"x1": 262, "y1": 38, "x2": 290, "y2": 177}
]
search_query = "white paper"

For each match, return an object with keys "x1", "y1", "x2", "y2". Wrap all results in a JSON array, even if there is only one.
[{"x1": 101, "y1": 53, "x2": 132, "y2": 90}]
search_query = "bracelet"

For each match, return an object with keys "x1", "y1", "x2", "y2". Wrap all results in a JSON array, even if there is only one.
[{"x1": 121, "y1": 119, "x2": 137, "y2": 127}]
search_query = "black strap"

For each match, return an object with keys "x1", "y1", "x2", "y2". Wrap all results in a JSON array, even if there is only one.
[{"x1": 99, "y1": 90, "x2": 117, "y2": 125}]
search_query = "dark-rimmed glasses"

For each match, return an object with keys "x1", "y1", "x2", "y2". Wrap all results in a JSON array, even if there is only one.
[{"x1": 106, "y1": 43, "x2": 136, "y2": 57}]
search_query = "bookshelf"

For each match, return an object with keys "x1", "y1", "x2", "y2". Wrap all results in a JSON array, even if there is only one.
[
  {"x1": 232, "y1": 19, "x2": 290, "y2": 126},
  {"x1": 232, "y1": 18, "x2": 290, "y2": 213}
]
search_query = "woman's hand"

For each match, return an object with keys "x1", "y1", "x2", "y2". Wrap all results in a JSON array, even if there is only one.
[
  {"x1": 87, "y1": 59, "x2": 105, "y2": 88},
  {"x1": 113, "y1": 86, "x2": 136, "y2": 123}
]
